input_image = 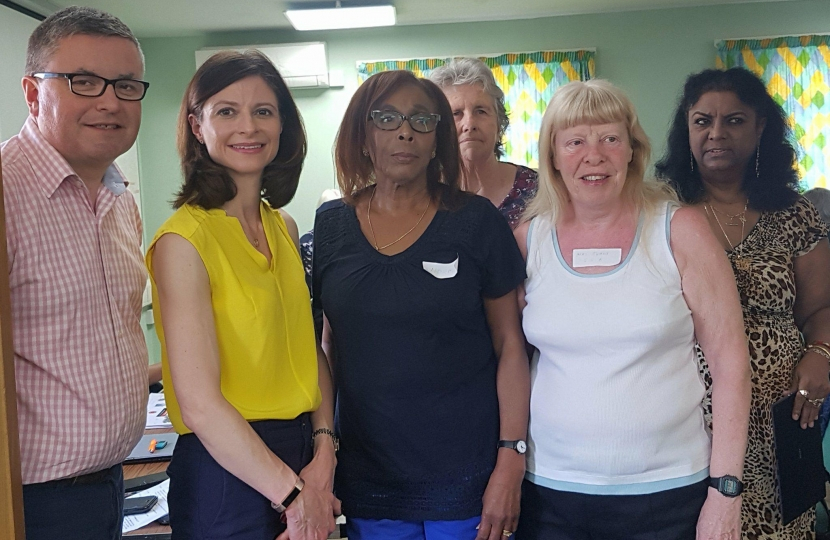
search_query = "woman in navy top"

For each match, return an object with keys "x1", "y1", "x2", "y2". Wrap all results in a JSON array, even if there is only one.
[{"x1": 312, "y1": 70, "x2": 530, "y2": 540}]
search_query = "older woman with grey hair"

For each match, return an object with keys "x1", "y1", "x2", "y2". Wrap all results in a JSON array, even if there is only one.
[{"x1": 430, "y1": 58, "x2": 538, "y2": 229}]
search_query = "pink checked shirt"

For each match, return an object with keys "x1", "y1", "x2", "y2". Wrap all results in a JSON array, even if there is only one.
[{"x1": 1, "y1": 117, "x2": 148, "y2": 484}]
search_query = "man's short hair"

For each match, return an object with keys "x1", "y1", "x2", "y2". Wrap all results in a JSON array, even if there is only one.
[{"x1": 26, "y1": 6, "x2": 143, "y2": 75}]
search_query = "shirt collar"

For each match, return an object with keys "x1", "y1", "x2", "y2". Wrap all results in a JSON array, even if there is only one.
[{"x1": 18, "y1": 116, "x2": 129, "y2": 198}]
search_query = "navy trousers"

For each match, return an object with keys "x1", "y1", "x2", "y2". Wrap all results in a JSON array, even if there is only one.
[
  {"x1": 22, "y1": 463, "x2": 124, "y2": 540},
  {"x1": 167, "y1": 414, "x2": 313, "y2": 540},
  {"x1": 515, "y1": 479, "x2": 709, "y2": 540}
]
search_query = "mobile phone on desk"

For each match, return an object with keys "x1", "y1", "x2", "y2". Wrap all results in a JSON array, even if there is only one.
[
  {"x1": 124, "y1": 471, "x2": 168, "y2": 493},
  {"x1": 124, "y1": 495, "x2": 158, "y2": 516}
]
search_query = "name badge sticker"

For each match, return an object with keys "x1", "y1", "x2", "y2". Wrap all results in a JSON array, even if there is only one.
[
  {"x1": 572, "y1": 248, "x2": 622, "y2": 268},
  {"x1": 423, "y1": 257, "x2": 459, "y2": 279}
]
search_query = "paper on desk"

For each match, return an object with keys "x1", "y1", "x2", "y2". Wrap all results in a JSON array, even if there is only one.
[
  {"x1": 146, "y1": 392, "x2": 172, "y2": 429},
  {"x1": 122, "y1": 479, "x2": 170, "y2": 533}
]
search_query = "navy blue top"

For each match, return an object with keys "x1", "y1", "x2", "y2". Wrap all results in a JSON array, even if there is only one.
[{"x1": 312, "y1": 190, "x2": 526, "y2": 521}]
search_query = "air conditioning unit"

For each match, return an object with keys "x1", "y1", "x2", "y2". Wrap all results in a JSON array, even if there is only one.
[{"x1": 195, "y1": 42, "x2": 342, "y2": 89}]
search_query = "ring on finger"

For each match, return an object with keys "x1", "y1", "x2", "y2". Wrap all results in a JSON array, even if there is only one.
[
  {"x1": 808, "y1": 397, "x2": 824, "y2": 407},
  {"x1": 799, "y1": 389, "x2": 810, "y2": 397},
  {"x1": 502, "y1": 530, "x2": 513, "y2": 537}
]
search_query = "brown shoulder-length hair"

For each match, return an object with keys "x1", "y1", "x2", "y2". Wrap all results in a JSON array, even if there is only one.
[
  {"x1": 174, "y1": 50, "x2": 307, "y2": 210},
  {"x1": 334, "y1": 70, "x2": 462, "y2": 207}
]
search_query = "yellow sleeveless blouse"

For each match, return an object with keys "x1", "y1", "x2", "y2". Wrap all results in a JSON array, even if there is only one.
[{"x1": 146, "y1": 203, "x2": 321, "y2": 434}]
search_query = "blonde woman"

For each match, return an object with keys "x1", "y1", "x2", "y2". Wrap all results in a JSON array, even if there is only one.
[{"x1": 514, "y1": 80, "x2": 751, "y2": 540}]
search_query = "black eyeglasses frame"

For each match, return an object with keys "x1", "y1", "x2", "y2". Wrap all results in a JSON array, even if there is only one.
[
  {"x1": 368, "y1": 110, "x2": 441, "y2": 133},
  {"x1": 31, "y1": 72, "x2": 150, "y2": 101}
]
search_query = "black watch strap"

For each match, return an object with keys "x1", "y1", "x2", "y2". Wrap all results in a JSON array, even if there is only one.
[
  {"x1": 497, "y1": 439, "x2": 527, "y2": 454},
  {"x1": 271, "y1": 478, "x2": 304, "y2": 513},
  {"x1": 708, "y1": 475, "x2": 744, "y2": 497}
]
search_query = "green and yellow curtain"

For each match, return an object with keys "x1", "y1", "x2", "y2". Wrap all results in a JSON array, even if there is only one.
[
  {"x1": 357, "y1": 51, "x2": 595, "y2": 168},
  {"x1": 717, "y1": 35, "x2": 830, "y2": 189}
]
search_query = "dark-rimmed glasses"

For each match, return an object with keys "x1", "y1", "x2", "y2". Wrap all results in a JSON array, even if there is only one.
[
  {"x1": 369, "y1": 110, "x2": 440, "y2": 133},
  {"x1": 32, "y1": 72, "x2": 150, "y2": 101}
]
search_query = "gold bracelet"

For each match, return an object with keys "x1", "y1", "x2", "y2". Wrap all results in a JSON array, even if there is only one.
[
  {"x1": 805, "y1": 344, "x2": 830, "y2": 363},
  {"x1": 807, "y1": 342, "x2": 830, "y2": 358}
]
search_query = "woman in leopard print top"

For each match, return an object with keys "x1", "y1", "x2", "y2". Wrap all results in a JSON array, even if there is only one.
[{"x1": 657, "y1": 67, "x2": 830, "y2": 540}]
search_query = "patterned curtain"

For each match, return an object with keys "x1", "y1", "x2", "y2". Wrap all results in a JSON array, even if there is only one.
[
  {"x1": 356, "y1": 51, "x2": 595, "y2": 168},
  {"x1": 717, "y1": 36, "x2": 830, "y2": 189}
]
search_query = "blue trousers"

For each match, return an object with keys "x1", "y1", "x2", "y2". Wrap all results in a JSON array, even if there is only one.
[
  {"x1": 347, "y1": 516, "x2": 481, "y2": 540},
  {"x1": 515, "y1": 479, "x2": 708, "y2": 540},
  {"x1": 167, "y1": 415, "x2": 312, "y2": 540},
  {"x1": 22, "y1": 463, "x2": 124, "y2": 540}
]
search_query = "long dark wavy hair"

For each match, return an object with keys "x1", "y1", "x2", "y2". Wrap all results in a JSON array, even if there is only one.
[
  {"x1": 655, "y1": 68, "x2": 799, "y2": 211},
  {"x1": 175, "y1": 50, "x2": 306, "y2": 210}
]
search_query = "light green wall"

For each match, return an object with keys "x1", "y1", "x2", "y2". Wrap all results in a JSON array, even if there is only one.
[
  {"x1": 0, "y1": 6, "x2": 38, "y2": 140},
  {"x1": 137, "y1": 0, "x2": 830, "y2": 240},
  {"x1": 135, "y1": 0, "x2": 829, "y2": 363}
]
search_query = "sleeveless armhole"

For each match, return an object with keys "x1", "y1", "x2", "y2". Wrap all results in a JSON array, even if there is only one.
[
  {"x1": 665, "y1": 201, "x2": 680, "y2": 257},
  {"x1": 527, "y1": 218, "x2": 535, "y2": 255}
]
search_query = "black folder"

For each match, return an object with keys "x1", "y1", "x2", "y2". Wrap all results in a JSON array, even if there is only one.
[{"x1": 771, "y1": 392, "x2": 826, "y2": 525}]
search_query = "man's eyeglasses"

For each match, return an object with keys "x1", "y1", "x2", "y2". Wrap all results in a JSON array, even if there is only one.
[
  {"x1": 32, "y1": 72, "x2": 150, "y2": 101},
  {"x1": 369, "y1": 110, "x2": 440, "y2": 133}
]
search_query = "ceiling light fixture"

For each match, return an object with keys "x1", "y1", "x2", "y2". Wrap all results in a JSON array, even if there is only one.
[{"x1": 285, "y1": 1, "x2": 396, "y2": 31}]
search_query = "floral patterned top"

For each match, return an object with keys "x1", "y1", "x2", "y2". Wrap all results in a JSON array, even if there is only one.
[{"x1": 497, "y1": 164, "x2": 538, "y2": 229}]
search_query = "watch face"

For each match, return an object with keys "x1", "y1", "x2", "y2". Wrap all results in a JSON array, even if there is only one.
[
  {"x1": 516, "y1": 441, "x2": 527, "y2": 454},
  {"x1": 722, "y1": 478, "x2": 738, "y2": 495}
]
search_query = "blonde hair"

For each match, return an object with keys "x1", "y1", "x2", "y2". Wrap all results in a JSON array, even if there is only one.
[{"x1": 525, "y1": 79, "x2": 675, "y2": 226}]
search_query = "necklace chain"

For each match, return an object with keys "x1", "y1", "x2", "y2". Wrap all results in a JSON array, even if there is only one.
[
  {"x1": 709, "y1": 200, "x2": 748, "y2": 227},
  {"x1": 367, "y1": 186, "x2": 431, "y2": 252},
  {"x1": 241, "y1": 223, "x2": 261, "y2": 248},
  {"x1": 704, "y1": 199, "x2": 748, "y2": 260}
]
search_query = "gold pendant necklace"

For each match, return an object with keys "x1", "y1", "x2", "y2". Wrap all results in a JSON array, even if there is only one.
[
  {"x1": 704, "y1": 202, "x2": 751, "y2": 274},
  {"x1": 240, "y1": 222, "x2": 261, "y2": 248},
  {"x1": 367, "y1": 186, "x2": 431, "y2": 252},
  {"x1": 709, "y1": 200, "x2": 748, "y2": 227}
]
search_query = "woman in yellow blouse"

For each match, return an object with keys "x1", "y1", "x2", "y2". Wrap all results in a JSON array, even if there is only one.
[{"x1": 146, "y1": 51, "x2": 339, "y2": 540}]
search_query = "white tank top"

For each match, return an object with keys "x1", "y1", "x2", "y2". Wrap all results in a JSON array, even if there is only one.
[{"x1": 522, "y1": 202, "x2": 710, "y2": 495}]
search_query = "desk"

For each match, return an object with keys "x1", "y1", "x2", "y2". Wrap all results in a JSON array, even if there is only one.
[{"x1": 123, "y1": 428, "x2": 173, "y2": 537}]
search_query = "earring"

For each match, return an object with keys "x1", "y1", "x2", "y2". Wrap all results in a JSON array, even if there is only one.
[
  {"x1": 362, "y1": 148, "x2": 369, "y2": 157},
  {"x1": 689, "y1": 147, "x2": 694, "y2": 172},
  {"x1": 431, "y1": 150, "x2": 436, "y2": 159},
  {"x1": 755, "y1": 145, "x2": 760, "y2": 178},
  {"x1": 196, "y1": 136, "x2": 204, "y2": 144}
]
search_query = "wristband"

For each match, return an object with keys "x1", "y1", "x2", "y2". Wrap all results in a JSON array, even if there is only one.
[{"x1": 271, "y1": 478, "x2": 304, "y2": 513}]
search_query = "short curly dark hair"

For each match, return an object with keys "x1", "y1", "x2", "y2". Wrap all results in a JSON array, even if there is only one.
[{"x1": 655, "y1": 68, "x2": 799, "y2": 211}]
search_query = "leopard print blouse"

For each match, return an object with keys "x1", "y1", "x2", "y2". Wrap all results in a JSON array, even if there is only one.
[{"x1": 698, "y1": 196, "x2": 828, "y2": 540}]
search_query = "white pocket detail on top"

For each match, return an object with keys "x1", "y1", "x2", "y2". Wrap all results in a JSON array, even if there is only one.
[{"x1": 422, "y1": 257, "x2": 459, "y2": 279}]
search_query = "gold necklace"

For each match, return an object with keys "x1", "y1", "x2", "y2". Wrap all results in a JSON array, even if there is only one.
[
  {"x1": 704, "y1": 203, "x2": 751, "y2": 273},
  {"x1": 367, "y1": 186, "x2": 431, "y2": 252},
  {"x1": 709, "y1": 200, "x2": 748, "y2": 227},
  {"x1": 240, "y1": 221, "x2": 261, "y2": 248}
]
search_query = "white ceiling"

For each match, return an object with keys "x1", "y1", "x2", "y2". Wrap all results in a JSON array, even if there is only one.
[{"x1": 14, "y1": 0, "x2": 796, "y2": 38}]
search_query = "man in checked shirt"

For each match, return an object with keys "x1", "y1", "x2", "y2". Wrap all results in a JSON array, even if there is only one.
[{"x1": 1, "y1": 6, "x2": 149, "y2": 540}]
